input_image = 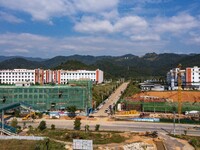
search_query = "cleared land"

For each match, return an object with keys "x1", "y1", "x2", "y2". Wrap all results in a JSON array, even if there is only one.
[{"x1": 133, "y1": 91, "x2": 200, "y2": 102}]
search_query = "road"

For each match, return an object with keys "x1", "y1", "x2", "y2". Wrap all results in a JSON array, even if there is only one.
[
  {"x1": 21, "y1": 118, "x2": 200, "y2": 136},
  {"x1": 93, "y1": 81, "x2": 130, "y2": 117}
]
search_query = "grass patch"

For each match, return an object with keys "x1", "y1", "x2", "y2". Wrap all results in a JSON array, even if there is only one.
[
  {"x1": 170, "y1": 134, "x2": 200, "y2": 150},
  {"x1": 27, "y1": 128, "x2": 126, "y2": 145},
  {"x1": 0, "y1": 139, "x2": 65, "y2": 150}
]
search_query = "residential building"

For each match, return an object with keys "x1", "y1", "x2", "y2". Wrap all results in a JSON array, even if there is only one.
[
  {"x1": 167, "y1": 66, "x2": 200, "y2": 89},
  {"x1": 0, "y1": 69, "x2": 104, "y2": 85},
  {"x1": 0, "y1": 69, "x2": 35, "y2": 85},
  {"x1": 186, "y1": 66, "x2": 200, "y2": 86}
]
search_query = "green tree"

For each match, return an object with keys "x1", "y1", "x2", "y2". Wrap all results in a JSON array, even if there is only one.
[
  {"x1": 51, "y1": 124, "x2": 55, "y2": 130},
  {"x1": 38, "y1": 120, "x2": 46, "y2": 131},
  {"x1": 95, "y1": 124, "x2": 100, "y2": 131},
  {"x1": 74, "y1": 118, "x2": 81, "y2": 130},
  {"x1": 14, "y1": 109, "x2": 20, "y2": 117},
  {"x1": 85, "y1": 125, "x2": 89, "y2": 132},
  {"x1": 67, "y1": 106, "x2": 77, "y2": 118},
  {"x1": 10, "y1": 118, "x2": 18, "y2": 128}
]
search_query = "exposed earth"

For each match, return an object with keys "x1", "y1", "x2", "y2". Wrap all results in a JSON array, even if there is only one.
[{"x1": 133, "y1": 91, "x2": 200, "y2": 102}]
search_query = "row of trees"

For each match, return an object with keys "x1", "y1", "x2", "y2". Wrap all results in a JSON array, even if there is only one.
[{"x1": 36, "y1": 118, "x2": 100, "y2": 132}]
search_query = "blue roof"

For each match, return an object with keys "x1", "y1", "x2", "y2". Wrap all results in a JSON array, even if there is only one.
[{"x1": 0, "y1": 102, "x2": 20, "y2": 111}]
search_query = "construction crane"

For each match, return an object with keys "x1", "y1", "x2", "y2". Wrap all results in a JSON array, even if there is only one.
[{"x1": 177, "y1": 64, "x2": 182, "y2": 115}]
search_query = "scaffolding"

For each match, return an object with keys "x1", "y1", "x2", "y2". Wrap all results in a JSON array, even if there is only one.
[{"x1": 0, "y1": 80, "x2": 92, "y2": 111}]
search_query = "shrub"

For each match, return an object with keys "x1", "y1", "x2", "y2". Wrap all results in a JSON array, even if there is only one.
[
  {"x1": 10, "y1": 118, "x2": 18, "y2": 128},
  {"x1": 38, "y1": 120, "x2": 47, "y2": 131},
  {"x1": 85, "y1": 125, "x2": 89, "y2": 132},
  {"x1": 51, "y1": 124, "x2": 55, "y2": 130},
  {"x1": 14, "y1": 110, "x2": 20, "y2": 117},
  {"x1": 37, "y1": 112, "x2": 43, "y2": 119},
  {"x1": 189, "y1": 138, "x2": 200, "y2": 148},
  {"x1": 95, "y1": 124, "x2": 100, "y2": 131},
  {"x1": 74, "y1": 118, "x2": 81, "y2": 130}
]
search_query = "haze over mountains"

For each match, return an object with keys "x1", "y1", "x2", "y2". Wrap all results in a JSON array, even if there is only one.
[{"x1": 0, "y1": 53, "x2": 199, "y2": 79}]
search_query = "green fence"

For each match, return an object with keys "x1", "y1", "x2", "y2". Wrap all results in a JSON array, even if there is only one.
[
  {"x1": 121, "y1": 100, "x2": 200, "y2": 113},
  {"x1": 0, "y1": 80, "x2": 92, "y2": 111}
]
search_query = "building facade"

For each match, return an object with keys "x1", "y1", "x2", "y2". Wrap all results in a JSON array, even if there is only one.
[
  {"x1": 0, "y1": 80, "x2": 92, "y2": 111},
  {"x1": 0, "y1": 69, "x2": 103, "y2": 85},
  {"x1": 0, "y1": 69, "x2": 35, "y2": 85},
  {"x1": 186, "y1": 66, "x2": 200, "y2": 86},
  {"x1": 167, "y1": 66, "x2": 200, "y2": 89}
]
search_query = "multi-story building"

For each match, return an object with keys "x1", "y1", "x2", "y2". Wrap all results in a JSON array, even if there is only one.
[
  {"x1": 186, "y1": 66, "x2": 200, "y2": 86},
  {"x1": 167, "y1": 66, "x2": 200, "y2": 89},
  {"x1": 0, "y1": 69, "x2": 104, "y2": 85},
  {"x1": 60, "y1": 69, "x2": 103, "y2": 84},
  {"x1": 0, "y1": 69, "x2": 35, "y2": 85}
]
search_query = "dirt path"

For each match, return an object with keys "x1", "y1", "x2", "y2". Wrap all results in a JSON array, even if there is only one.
[{"x1": 159, "y1": 133, "x2": 194, "y2": 150}]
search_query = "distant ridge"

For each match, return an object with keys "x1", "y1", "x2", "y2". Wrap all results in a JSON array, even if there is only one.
[{"x1": 0, "y1": 53, "x2": 199, "y2": 78}]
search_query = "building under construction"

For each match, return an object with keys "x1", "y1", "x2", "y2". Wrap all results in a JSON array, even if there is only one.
[{"x1": 0, "y1": 80, "x2": 92, "y2": 111}]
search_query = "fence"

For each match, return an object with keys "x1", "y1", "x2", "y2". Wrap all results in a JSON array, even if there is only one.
[
  {"x1": 121, "y1": 100, "x2": 200, "y2": 113},
  {"x1": 0, "y1": 135, "x2": 45, "y2": 140}
]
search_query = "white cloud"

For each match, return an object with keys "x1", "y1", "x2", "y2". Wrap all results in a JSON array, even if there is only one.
[
  {"x1": 154, "y1": 13, "x2": 199, "y2": 34},
  {"x1": 0, "y1": 11, "x2": 24, "y2": 23},
  {"x1": 74, "y1": 15, "x2": 148, "y2": 36},
  {"x1": 0, "y1": 0, "x2": 119, "y2": 22},
  {"x1": 0, "y1": 0, "x2": 75, "y2": 21},
  {"x1": 0, "y1": 33, "x2": 166, "y2": 57},
  {"x1": 74, "y1": 17, "x2": 114, "y2": 33},
  {"x1": 74, "y1": 0, "x2": 119, "y2": 13},
  {"x1": 114, "y1": 16, "x2": 148, "y2": 34},
  {"x1": 131, "y1": 34, "x2": 160, "y2": 41},
  {"x1": 5, "y1": 48, "x2": 29, "y2": 53}
]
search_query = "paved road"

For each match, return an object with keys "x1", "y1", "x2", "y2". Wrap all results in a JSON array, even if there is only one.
[
  {"x1": 93, "y1": 81, "x2": 130, "y2": 117},
  {"x1": 21, "y1": 119, "x2": 200, "y2": 136}
]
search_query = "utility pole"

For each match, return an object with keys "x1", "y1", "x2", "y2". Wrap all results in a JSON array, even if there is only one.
[{"x1": 173, "y1": 106, "x2": 176, "y2": 136}]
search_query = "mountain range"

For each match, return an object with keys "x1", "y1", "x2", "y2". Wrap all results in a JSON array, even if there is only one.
[{"x1": 0, "y1": 53, "x2": 199, "y2": 79}]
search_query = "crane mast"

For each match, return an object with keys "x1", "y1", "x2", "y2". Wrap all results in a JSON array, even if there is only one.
[{"x1": 177, "y1": 64, "x2": 182, "y2": 115}]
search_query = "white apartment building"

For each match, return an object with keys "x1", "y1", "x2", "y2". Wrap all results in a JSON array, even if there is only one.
[
  {"x1": 60, "y1": 69, "x2": 103, "y2": 84},
  {"x1": 0, "y1": 69, "x2": 104, "y2": 85},
  {"x1": 167, "y1": 66, "x2": 200, "y2": 89},
  {"x1": 186, "y1": 66, "x2": 200, "y2": 86},
  {"x1": 0, "y1": 69, "x2": 35, "y2": 85}
]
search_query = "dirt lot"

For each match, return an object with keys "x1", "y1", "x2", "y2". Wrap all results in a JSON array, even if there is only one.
[{"x1": 133, "y1": 91, "x2": 200, "y2": 102}]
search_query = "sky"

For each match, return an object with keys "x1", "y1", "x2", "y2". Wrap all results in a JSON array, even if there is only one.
[{"x1": 0, "y1": 0, "x2": 200, "y2": 58}]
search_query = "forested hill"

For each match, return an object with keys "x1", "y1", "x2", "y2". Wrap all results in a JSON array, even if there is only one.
[{"x1": 0, "y1": 53, "x2": 199, "y2": 79}]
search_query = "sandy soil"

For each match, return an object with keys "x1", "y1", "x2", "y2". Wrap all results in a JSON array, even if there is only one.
[{"x1": 133, "y1": 91, "x2": 200, "y2": 102}]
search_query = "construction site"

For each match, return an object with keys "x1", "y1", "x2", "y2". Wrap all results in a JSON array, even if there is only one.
[{"x1": 0, "y1": 80, "x2": 92, "y2": 111}]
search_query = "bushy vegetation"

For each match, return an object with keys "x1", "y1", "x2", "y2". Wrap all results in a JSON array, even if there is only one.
[
  {"x1": 95, "y1": 124, "x2": 100, "y2": 131},
  {"x1": 121, "y1": 81, "x2": 140, "y2": 98},
  {"x1": 74, "y1": 118, "x2": 81, "y2": 130},
  {"x1": 27, "y1": 128, "x2": 126, "y2": 145},
  {"x1": 93, "y1": 81, "x2": 121, "y2": 107},
  {"x1": 10, "y1": 118, "x2": 18, "y2": 128},
  {"x1": 170, "y1": 134, "x2": 200, "y2": 150},
  {"x1": 0, "y1": 139, "x2": 65, "y2": 150},
  {"x1": 38, "y1": 120, "x2": 47, "y2": 131},
  {"x1": 51, "y1": 124, "x2": 55, "y2": 130}
]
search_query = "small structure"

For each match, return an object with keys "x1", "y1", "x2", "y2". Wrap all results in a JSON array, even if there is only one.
[
  {"x1": 140, "y1": 83, "x2": 164, "y2": 91},
  {"x1": 15, "y1": 81, "x2": 31, "y2": 87}
]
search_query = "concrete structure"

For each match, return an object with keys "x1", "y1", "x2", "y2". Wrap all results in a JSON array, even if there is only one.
[
  {"x1": 60, "y1": 69, "x2": 103, "y2": 84},
  {"x1": 167, "y1": 66, "x2": 200, "y2": 89},
  {"x1": 0, "y1": 69, "x2": 103, "y2": 85},
  {"x1": 0, "y1": 69, "x2": 35, "y2": 85},
  {"x1": 139, "y1": 83, "x2": 164, "y2": 91},
  {"x1": 186, "y1": 66, "x2": 200, "y2": 86},
  {"x1": 0, "y1": 80, "x2": 92, "y2": 111}
]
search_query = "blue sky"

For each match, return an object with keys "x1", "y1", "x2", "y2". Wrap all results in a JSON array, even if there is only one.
[{"x1": 0, "y1": 0, "x2": 199, "y2": 58}]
